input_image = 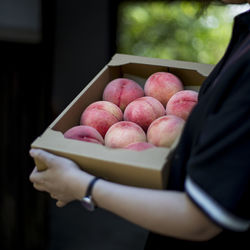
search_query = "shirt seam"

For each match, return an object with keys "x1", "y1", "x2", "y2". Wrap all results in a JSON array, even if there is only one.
[{"x1": 185, "y1": 176, "x2": 250, "y2": 232}]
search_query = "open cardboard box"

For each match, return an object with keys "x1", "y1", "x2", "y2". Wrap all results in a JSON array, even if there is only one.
[{"x1": 31, "y1": 54, "x2": 213, "y2": 189}]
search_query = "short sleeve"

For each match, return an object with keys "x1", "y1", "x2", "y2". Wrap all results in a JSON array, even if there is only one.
[{"x1": 185, "y1": 68, "x2": 250, "y2": 232}]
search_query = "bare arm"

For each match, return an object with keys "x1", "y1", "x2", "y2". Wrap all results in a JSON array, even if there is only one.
[
  {"x1": 93, "y1": 179, "x2": 221, "y2": 241},
  {"x1": 29, "y1": 149, "x2": 222, "y2": 241}
]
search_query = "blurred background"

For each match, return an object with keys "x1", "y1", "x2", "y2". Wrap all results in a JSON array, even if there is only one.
[{"x1": 0, "y1": 0, "x2": 249, "y2": 249}]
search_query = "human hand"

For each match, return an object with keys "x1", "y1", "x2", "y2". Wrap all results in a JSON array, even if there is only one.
[{"x1": 29, "y1": 149, "x2": 93, "y2": 207}]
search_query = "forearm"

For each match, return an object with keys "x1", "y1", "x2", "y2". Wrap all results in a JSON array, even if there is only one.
[
  {"x1": 92, "y1": 179, "x2": 221, "y2": 241},
  {"x1": 29, "y1": 149, "x2": 221, "y2": 241}
]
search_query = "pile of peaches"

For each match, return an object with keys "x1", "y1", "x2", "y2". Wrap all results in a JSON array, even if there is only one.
[{"x1": 64, "y1": 72, "x2": 198, "y2": 151}]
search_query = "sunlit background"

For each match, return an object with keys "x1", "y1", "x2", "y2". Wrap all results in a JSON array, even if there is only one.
[{"x1": 117, "y1": 2, "x2": 249, "y2": 64}]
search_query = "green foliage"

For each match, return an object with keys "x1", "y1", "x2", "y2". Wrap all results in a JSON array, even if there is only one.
[{"x1": 117, "y1": 1, "x2": 245, "y2": 64}]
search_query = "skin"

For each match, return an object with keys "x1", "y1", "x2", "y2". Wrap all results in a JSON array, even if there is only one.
[
  {"x1": 29, "y1": 0, "x2": 249, "y2": 242},
  {"x1": 29, "y1": 149, "x2": 221, "y2": 241}
]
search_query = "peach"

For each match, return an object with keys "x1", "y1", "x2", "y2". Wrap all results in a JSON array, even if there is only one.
[
  {"x1": 105, "y1": 121, "x2": 147, "y2": 148},
  {"x1": 166, "y1": 90, "x2": 198, "y2": 120},
  {"x1": 144, "y1": 72, "x2": 183, "y2": 106},
  {"x1": 103, "y1": 78, "x2": 144, "y2": 111},
  {"x1": 80, "y1": 101, "x2": 123, "y2": 137},
  {"x1": 147, "y1": 115, "x2": 185, "y2": 148},
  {"x1": 124, "y1": 96, "x2": 165, "y2": 131},
  {"x1": 64, "y1": 125, "x2": 104, "y2": 145},
  {"x1": 124, "y1": 142, "x2": 155, "y2": 151}
]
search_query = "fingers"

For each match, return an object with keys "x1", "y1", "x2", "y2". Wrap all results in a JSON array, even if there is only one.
[
  {"x1": 33, "y1": 182, "x2": 47, "y2": 192},
  {"x1": 29, "y1": 148, "x2": 75, "y2": 208},
  {"x1": 29, "y1": 167, "x2": 44, "y2": 185},
  {"x1": 50, "y1": 193, "x2": 68, "y2": 207},
  {"x1": 29, "y1": 168, "x2": 47, "y2": 191},
  {"x1": 56, "y1": 200, "x2": 67, "y2": 208},
  {"x1": 29, "y1": 166, "x2": 39, "y2": 181},
  {"x1": 29, "y1": 149, "x2": 60, "y2": 169},
  {"x1": 50, "y1": 193, "x2": 57, "y2": 199}
]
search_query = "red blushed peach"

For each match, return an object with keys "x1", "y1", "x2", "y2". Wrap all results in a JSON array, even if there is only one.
[
  {"x1": 123, "y1": 96, "x2": 165, "y2": 131},
  {"x1": 144, "y1": 72, "x2": 183, "y2": 106},
  {"x1": 103, "y1": 78, "x2": 144, "y2": 111},
  {"x1": 104, "y1": 121, "x2": 147, "y2": 148},
  {"x1": 80, "y1": 101, "x2": 123, "y2": 137},
  {"x1": 166, "y1": 90, "x2": 198, "y2": 120},
  {"x1": 147, "y1": 115, "x2": 185, "y2": 148},
  {"x1": 124, "y1": 142, "x2": 155, "y2": 151},
  {"x1": 64, "y1": 125, "x2": 104, "y2": 145}
]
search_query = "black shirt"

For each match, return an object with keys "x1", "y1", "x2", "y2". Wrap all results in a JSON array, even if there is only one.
[{"x1": 145, "y1": 9, "x2": 250, "y2": 249}]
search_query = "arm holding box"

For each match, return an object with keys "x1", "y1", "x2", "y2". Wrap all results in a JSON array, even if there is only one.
[{"x1": 29, "y1": 148, "x2": 221, "y2": 241}]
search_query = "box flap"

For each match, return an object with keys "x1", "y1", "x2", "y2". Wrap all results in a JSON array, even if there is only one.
[{"x1": 109, "y1": 53, "x2": 214, "y2": 77}]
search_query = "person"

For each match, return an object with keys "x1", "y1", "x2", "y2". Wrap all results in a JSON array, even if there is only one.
[{"x1": 29, "y1": 0, "x2": 250, "y2": 249}]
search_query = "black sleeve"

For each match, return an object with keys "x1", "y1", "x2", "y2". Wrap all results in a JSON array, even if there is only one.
[{"x1": 185, "y1": 66, "x2": 250, "y2": 232}]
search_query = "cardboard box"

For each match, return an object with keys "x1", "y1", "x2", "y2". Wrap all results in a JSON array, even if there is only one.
[{"x1": 31, "y1": 54, "x2": 213, "y2": 189}]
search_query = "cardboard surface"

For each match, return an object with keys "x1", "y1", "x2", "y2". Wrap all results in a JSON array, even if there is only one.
[{"x1": 31, "y1": 54, "x2": 214, "y2": 189}]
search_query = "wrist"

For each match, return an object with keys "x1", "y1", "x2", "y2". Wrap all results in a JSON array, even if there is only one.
[
  {"x1": 80, "y1": 176, "x2": 101, "y2": 211},
  {"x1": 73, "y1": 172, "x2": 94, "y2": 201}
]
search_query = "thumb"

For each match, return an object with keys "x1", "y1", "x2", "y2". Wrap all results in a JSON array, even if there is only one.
[{"x1": 29, "y1": 149, "x2": 59, "y2": 169}]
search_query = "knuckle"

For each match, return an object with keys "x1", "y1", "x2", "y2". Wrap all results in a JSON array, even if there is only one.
[
  {"x1": 33, "y1": 183, "x2": 44, "y2": 191},
  {"x1": 46, "y1": 154, "x2": 55, "y2": 165},
  {"x1": 36, "y1": 149, "x2": 44, "y2": 159}
]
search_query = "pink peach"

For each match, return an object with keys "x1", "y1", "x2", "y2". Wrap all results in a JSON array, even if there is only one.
[
  {"x1": 80, "y1": 101, "x2": 123, "y2": 137},
  {"x1": 144, "y1": 72, "x2": 183, "y2": 106},
  {"x1": 124, "y1": 142, "x2": 155, "y2": 151},
  {"x1": 103, "y1": 78, "x2": 144, "y2": 111},
  {"x1": 104, "y1": 121, "x2": 147, "y2": 148},
  {"x1": 147, "y1": 115, "x2": 185, "y2": 148},
  {"x1": 166, "y1": 90, "x2": 198, "y2": 120},
  {"x1": 64, "y1": 125, "x2": 104, "y2": 145},
  {"x1": 124, "y1": 96, "x2": 165, "y2": 131}
]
